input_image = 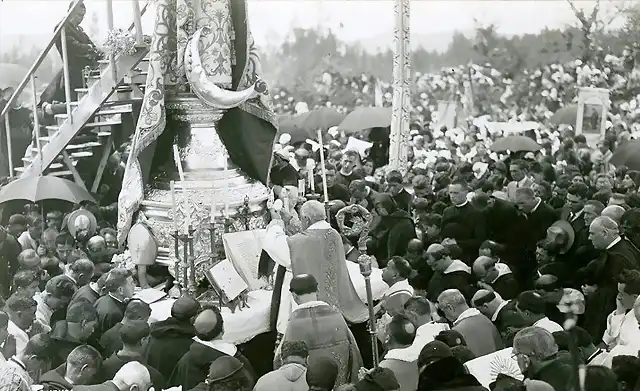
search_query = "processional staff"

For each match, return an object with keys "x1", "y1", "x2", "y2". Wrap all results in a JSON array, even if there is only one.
[{"x1": 316, "y1": 128, "x2": 330, "y2": 211}]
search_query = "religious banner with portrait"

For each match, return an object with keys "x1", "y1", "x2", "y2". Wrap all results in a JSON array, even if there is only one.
[{"x1": 575, "y1": 87, "x2": 610, "y2": 145}]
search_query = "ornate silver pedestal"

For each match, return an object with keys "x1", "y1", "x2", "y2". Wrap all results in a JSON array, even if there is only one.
[{"x1": 139, "y1": 94, "x2": 269, "y2": 284}]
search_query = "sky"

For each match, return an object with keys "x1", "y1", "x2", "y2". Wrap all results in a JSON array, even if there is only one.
[{"x1": 0, "y1": 0, "x2": 623, "y2": 48}]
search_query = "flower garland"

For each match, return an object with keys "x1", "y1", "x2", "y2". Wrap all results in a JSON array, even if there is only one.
[{"x1": 102, "y1": 29, "x2": 137, "y2": 58}]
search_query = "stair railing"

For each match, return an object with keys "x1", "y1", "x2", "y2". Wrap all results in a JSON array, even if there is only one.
[{"x1": 0, "y1": 0, "x2": 151, "y2": 179}]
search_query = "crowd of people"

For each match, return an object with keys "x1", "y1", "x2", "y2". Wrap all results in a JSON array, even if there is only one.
[{"x1": 4, "y1": 7, "x2": 640, "y2": 389}]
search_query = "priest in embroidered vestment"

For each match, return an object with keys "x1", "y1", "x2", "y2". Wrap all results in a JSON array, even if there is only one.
[
  {"x1": 274, "y1": 274, "x2": 362, "y2": 386},
  {"x1": 263, "y1": 200, "x2": 369, "y2": 335}
]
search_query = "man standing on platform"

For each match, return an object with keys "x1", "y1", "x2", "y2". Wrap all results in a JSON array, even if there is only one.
[{"x1": 263, "y1": 200, "x2": 370, "y2": 357}]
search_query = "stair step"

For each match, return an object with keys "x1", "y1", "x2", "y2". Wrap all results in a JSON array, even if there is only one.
[
  {"x1": 98, "y1": 57, "x2": 149, "y2": 73},
  {"x1": 45, "y1": 119, "x2": 121, "y2": 135},
  {"x1": 53, "y1": 112, "x2": 123, "y2": 127},
  {"x1": 97, "y1": 131, "x2": 112, "y2": 137},
  {"x1": 76, "y1": 87, "x2": 144, "y2": 103},
  {"x1": 48, "y1": 170, "x2": 73, "y2": 178},
  {"x1": 87, "y1": 71, "x2": 147, "y2": 86},
  {"x1": 53, "y1": 106, "x2": 132, "y2": 125},
  {"x1": 65, "y1": 141, "x2": 102, "y2": 151},
  {"x1": 70, "y1": 151, "x2": 93, "y2": 159}
]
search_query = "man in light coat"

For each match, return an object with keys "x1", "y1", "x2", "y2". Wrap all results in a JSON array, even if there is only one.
[
  {"x1": 254, "y1": 341, "x2": 308, "y2": 391},
  {"x1": 437, "y1": 289, "x2": 504, "y2": 357}
]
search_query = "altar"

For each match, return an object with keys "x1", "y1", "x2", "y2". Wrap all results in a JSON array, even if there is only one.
[{"x1": 148, "y1": 260, "x2": 388, "y2": 344}]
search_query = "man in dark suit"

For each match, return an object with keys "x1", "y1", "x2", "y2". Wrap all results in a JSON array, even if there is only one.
[
  {"x1": 94, "y1": 269, "x2": 135, "y2": 335},
  {"x1": 581, "y1": 216, "x2": 640, "y2": 340},
  {"x1": 145, "y1": 296, "x2": 200, "y2": 378},
  {"x1": 386, "y1": 170, "x2": 412, "y2": 213},
  {"x1": 513, "y1": 187, "x2": 558, "y2": 287},
  {"x1": 348, "y1": 179, "x2": 379, "y2": 212},
  {"x1": 0, "y1": 226, "x2": 21, "y2": 298},
  {"x1": 560, "y1": 183, "x2": 589, "y2": 234},
  {"x1": 472, "y1": 193, "x2": 523, "y2": 266},
  {"x1": 440, "y1": 180, "x2": 485, "y2": 265}
]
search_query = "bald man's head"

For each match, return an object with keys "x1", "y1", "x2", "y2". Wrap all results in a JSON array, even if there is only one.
[
  {"x1": 472, "y1": 256, "x2": 495, "y2": 278},
  {"x1": 602, "y1": 205, "x2": 626, "y2": 224},
  {"x1": 194, "y1": 306, "x2": 224, "y2": 342},
  {"x1": 589, "y1": 216, "x2": 620, "y2": 250},
  {"x1": 112, "y1": 362, "x2": 151, "y2": 391}
]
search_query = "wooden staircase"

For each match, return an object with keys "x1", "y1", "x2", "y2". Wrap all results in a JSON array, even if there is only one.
[{"x1": 17, "y1": 45, "x2": 150, "y2": 191}]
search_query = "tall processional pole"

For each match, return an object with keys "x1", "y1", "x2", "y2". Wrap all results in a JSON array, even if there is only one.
[{"x1": 388, "y1": 0, "x2": 411, "y2": 175}]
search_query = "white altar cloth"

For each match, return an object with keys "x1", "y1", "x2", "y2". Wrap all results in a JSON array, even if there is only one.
[{"x1": 149, "y1": 261, "x2": 388, "y2": 344}]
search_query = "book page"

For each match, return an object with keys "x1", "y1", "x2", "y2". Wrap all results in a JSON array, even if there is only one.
[
  {"x1": 222, "y1": 229, "x2": 266, "y2": 290},
  {"x1": 207, "y1": 259, "x2": 249, "y2": 302},
  {"x1": 133, "y1": 288, "x2": 167, "y2": 304}
]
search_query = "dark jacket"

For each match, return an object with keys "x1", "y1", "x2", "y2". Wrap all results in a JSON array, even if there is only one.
[
  {"x1": 71, "y1": 284, "x2": 101, "y2": 307},
  {"x1": 49, "y1": 321, "x2": 85, "y2": 369},
  {"x1": 144, "y1": 317, "x2": 196, "y2": 378},
  {"x1": 94, "y1": 295, "x2": 126, "y2": 336},
  {"x1": 102, "y1": 352, "x2": 165, "y2": 389},
  {"x1": 491, "y1": 273, "x2": 519, "y2": 301},
  {"x1": 168, "y1": 340, "x2": 255, "y2": 390},
  {"x1": 0, "y1": 234, "x2": 20, "y2": 298},
  {"x1": 369, "y1": 194, "x2": 416, "y2": 267},
  {"x1": 441, "y1": 202, "x2": 486, "y2": 265},
  {"x1": 580, "y1": 238, "x2": 640, "y2": 340},
  {"x1": 526, "y1": 354, "x2": 573, "y2": 391},
  {"x1": 393, "y1": 188, "x2": 413, "y2": 214},
  {"x1": 41, "y1": 366, "x2": 74, "y2": 391},
  {"x1": 426, "y1": 260, "x2": 475, "y2": 303},
  {"x1": 418, "y1": 358, "x2": 488, "y2": 391},
  {"x1": 98, "y1": 322, "x2": 123, "y2": 358}
]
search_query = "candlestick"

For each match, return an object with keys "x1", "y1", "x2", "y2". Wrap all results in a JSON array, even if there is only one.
[
  {"x1": 181, "y1": 234, "x2": 188, "y2": 295},
  {"x1": 210, "y1": 191, "x2": 216, "y2": 223},
  {"x1": 224, "y1": 202, "x2": 230, "y2": 216},
  {"x1": 317, "y1": 128, "x2": 329, "y2": 203},
  {"x1": 170, "y1": 181, "x2": 178, "y2": 233},
  {"x1": 183, "y1": 191, "x2": 190, "y2": 235},
  {"x1": 298, "y1": 179, "x2": 305, "y2": 197}
]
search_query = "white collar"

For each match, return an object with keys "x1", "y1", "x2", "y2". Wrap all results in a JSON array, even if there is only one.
[
  {"x1": 530, "y1": 198, "x2": 542, "y2": 213},
  {"x1": 492, "y1": 300, "x2": 510, "y2": 322},
  {"x1": 385, "y1": 279, "x2": 414, "y2": 297},
  {"x1": 586, "y1": 348, "x2": 605, "y2": 364},
  {"x1": 606, "y1": 236, "x2": 622, "y2": 250},
  {"x1": 490, "y1": 263, "x2": 512, "y2": 283},
  {"x1": 193, "y1": 337, "x2": 237, "y2": 356},
  {"x1": 570, "y1": 209, "x2": 583, "y2": 222},
  {"x1": 307, "y1": 220, "x2": 331, "y2": 231},
  {"x1": 9, "y1": 356, "x2": 26, "y2": 371},
  {"x1": 384, "y1": 347, "x2": 416, "y2": 362},
  {"x1": 453, "y1": 307, "x2": 481, "y2": 326},
  {"x1": 455, "y1": 200, "x2": 468, "y2": 208},
  {"x1": 443, "y1": 259, "x2": 471, "y2": 275},
  {"x1": 109, "y1": 293, "x2": 124, "y2": 303},
  {"x1": 65, "y1": 274, "x2": 77, "y2": 284},
  {"x1": 89, "y1": 282, "x2": 99, "y2": 293}
]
